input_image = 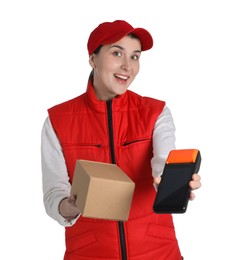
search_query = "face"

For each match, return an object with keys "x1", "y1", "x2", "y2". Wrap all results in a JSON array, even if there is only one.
[{"x1": 89, "y1": 35, "x2": 141, "y2": 101}]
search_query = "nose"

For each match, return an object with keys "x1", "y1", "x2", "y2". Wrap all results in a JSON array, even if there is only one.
[{"x1": 121, "y1": 56, "x2": 131, "y2": 71}]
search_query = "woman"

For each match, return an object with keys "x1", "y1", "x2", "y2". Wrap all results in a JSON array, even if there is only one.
[{"x1": 41, "y1": 20, "x2": 201, "y2": 260}]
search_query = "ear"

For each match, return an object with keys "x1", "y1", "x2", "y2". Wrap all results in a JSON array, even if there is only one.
[{"x1": 89, "y1": 55, "x2": 96, "y2": 69}]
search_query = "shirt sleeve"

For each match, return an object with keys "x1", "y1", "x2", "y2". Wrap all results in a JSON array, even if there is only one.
[
  {"x1": 151, "y1": 105, "x2": 176, "y2": 178},
  {"x1": 41, "y1": 117, "x2": 79, "y2": 226}
]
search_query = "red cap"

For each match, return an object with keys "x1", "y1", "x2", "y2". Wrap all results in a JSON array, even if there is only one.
[{"x1": 87, "y1": 20, "x2": 153, "y2": 55}]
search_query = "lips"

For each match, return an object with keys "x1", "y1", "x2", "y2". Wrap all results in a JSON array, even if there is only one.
[{"x1": 114, "y1": 74, "x2": 129, "y2": 81}]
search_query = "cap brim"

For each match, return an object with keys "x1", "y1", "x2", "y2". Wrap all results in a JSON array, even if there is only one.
[
  {"x1": 129, "y1": 28, "x2": 153, "y2": 51},
  {"x1": 102, "y1": 28, "x2": 153, "y2": 51}
]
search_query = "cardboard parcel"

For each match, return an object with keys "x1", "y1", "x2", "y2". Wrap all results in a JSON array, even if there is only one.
[{"x1": 71, "y1": 160, "x2": 135, "y2": 221}]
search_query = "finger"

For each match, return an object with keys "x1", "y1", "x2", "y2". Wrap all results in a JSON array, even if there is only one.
[
  {"x1": 68, "y1": 195, "x2": 77, "y2": 204},
  {"x1": 192, "y1": 173, "x2": 201, "y2": 181},
  {"x1": 189, "y1": 179, "x2": 202, "y2": 190},
  {"x1": 189, "y1": 192, "x2": 195, "y2": 201},
  {"x1": 153, "y1": 176, "x2": 162, "y2": 185},
  {"x1": 67, "y1": 198, "x2": 80, "y2": 215}
]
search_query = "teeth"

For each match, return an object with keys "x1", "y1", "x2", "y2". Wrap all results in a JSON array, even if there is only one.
[{"x1": 115, "y1": 74, "x2": 128, "y2": 80}]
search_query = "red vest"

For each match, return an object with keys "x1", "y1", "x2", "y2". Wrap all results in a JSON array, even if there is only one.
[{"x1": 48, "y1": 81, "x2": 182, "y2": 260}]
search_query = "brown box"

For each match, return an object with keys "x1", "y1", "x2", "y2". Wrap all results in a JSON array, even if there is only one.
[{"x1": 71, "y1": 160, "x2": 135, "y2": 221}]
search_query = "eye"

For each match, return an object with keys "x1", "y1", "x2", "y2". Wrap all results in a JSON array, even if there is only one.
[
  {"x1": 131, "y1": 54, "x2": 139, "y2": 61},
  {"x1": 113, "y1": 51, "x2": 122, "y2": 57}
]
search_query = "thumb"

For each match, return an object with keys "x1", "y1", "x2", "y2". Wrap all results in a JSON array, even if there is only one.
[
  {"x1": 68, "y1": 195, "x2": 77, "y2": 204},
  {"x1": 153, "y1": 176, "x2": 162, "y2": 186}
]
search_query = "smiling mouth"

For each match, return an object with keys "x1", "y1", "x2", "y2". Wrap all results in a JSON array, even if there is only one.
[{"x1": 114, "y1": 74, "x2": 129, "y2": 81}]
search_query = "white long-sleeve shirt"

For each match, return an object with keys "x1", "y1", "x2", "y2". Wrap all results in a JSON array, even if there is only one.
[{"x1": 41, "y1": 105, "x2": 176, "y2": 226}]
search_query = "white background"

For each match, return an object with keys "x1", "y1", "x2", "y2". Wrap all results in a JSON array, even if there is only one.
[{"x1": 1, "y1": 0, "x2": 237, "y2": 259}]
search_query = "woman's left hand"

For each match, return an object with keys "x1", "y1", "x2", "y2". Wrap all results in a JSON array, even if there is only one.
[{"x1": 153, "y1": 173, "x2": 201, "y2": 201}]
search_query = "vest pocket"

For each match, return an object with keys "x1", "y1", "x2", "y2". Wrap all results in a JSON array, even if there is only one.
[
  {"x1": 63, "y1": 143, "x2": 103, "y2": 149},
  {"x1": 147, "y1": 223, "x2": 177, "y2": 241},
  {"x1": 66, "y1": 231, "x2": 97, "y2": 253},
  {"x1": 121, "y1": 137, "x2": 150, "y2": 147}
]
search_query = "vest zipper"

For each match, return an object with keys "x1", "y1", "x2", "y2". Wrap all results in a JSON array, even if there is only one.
[
  {"x1": 106, "y1": 100, "x2": 127, "y2": 260},
  {"x1": 106, "y1": 100, "x2": 116, "y2": 164}
]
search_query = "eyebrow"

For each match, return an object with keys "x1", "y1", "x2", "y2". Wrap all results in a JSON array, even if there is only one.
[{"x1": 110, "y1": 44, "x2": 141, "y2": 54}]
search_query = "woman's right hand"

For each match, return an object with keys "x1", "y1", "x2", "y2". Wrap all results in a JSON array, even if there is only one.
[{"x1": 59, "y1": 195, "x2": 80, "y2": 220}]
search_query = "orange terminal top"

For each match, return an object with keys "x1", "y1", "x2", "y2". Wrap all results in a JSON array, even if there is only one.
[{"x1": 166, "y1": 149, "x2": 199, "y2": 164}]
